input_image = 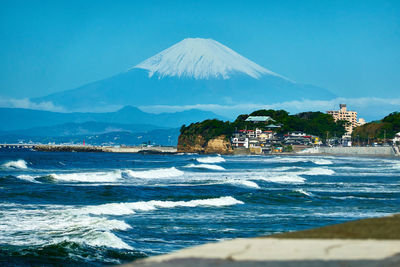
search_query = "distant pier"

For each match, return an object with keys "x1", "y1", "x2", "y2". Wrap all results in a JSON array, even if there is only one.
[
  {"x1": 0, "y1": 144, "x2": 36, "y2": 149},
  {"x1": 0, "y1": 144, "x2": 177, "y2": 154}
]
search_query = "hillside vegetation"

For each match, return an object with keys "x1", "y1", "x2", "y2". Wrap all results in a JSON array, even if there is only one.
[{"x1": 352, "y1": 112, "x2": 400, "y2": 141}]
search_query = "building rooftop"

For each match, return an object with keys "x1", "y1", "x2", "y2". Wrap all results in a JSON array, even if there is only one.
[
  {"x1": 266, "y1": 124, "x2": 281, "y2": 128},
  {"x1": 245, "y1": 116, "x2": 274, "y2": 122}
]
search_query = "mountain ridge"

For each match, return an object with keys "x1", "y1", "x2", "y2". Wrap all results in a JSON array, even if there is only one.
[
  {"x1": 132, "y1": 38, "x2": 279, "y2": 80},
  {"x1": 0, "y1": 106, "x2": 223, "y2": 131}
]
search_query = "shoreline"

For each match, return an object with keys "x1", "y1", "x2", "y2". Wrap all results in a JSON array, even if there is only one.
[{"x1": 1, "y1": 144, "x2": 399, "y2": 158}]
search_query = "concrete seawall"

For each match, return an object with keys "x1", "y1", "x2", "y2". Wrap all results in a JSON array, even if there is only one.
[{"x1": 316, "y1": 146, "x2": 396, "y2": 156}]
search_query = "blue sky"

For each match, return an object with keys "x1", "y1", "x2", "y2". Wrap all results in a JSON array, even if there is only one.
[{"x1": 0, "y1": 0, "x2": 399, "y2": 102}]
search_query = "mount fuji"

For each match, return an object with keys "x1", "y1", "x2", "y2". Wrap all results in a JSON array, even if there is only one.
[{"x1": 34, "y1": 38, "x2": 335, "y2": 111}]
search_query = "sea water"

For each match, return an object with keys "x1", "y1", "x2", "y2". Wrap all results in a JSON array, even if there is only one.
[{"x1": 0, "y1": 149, "x2": 399, "y2": 266}]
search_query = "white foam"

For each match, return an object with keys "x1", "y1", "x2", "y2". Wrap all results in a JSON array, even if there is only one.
[
  {"x1": 229, "y1": 180, "x2": 260, "y2": 189},
  {"x1": 16, "y1": 174, "x2": 40, "y2": 183},
  {"x1": 312, "y1": 159, "x2": 333, "y2": 165},
  {"x1": 2, "y1": 159, "x2": 28, "y2": 169},
  {"x1": 196, "y1": 156, "x2": 226, "y2": 163},
  {"x1": 80, "y1": 203, "x2": 138, "y2": 215},
  {"x1": 255, "y1": 174, "x2": 306, "y2": 184},
  {"x1": 392, "y1": 163, "x2": 400, "y2": 169},
  {"x1": 184, "y1": 164, "x2": 225, "y2": 171},
  {"x1": 273, "y1": 166, "x2": 300, "y2": 172},
  {"x1": 124, "y1": 167, "x2": 184, "y2": 179},
  {"x1": 295, "y1": 189, "x2": 312, "y2": 196},
  {"x1": 268, "y1": 157, "x2": 309, "y2": 163},
  {"x1": 77, "y1": 231, "x2": 132, "y2": 250},
  {"x1": 79, "y1": 196, "x2": 243, "y2": 216},
  {"x1": 303, "y1": 168, "x2": 335, "y2": 176},
  {"x1": 49, "y1": 171, "x2": 122, "y2": 182}
]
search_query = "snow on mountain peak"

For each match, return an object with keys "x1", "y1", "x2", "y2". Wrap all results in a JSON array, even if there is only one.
[{"x1": 132, "y1": 38, "x2": 281, "y2": 80}]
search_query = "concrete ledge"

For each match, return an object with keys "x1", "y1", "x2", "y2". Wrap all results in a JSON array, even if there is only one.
[
  {"x1": 124, "y1": 239, "x2": 400, "y2": 266},
  {"x1": 122, "y1": 215, "x2": 400, "y2": 267}
]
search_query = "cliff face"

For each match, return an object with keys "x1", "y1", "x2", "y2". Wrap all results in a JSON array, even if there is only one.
[{"x1": 177, "y1": 134, "x2": 233, "y2": 154}]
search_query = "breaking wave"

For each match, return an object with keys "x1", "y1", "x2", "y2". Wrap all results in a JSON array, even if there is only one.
[
  {"x1": 0, "y1": 205, "x2": 132, "y2": 250},
  {"x1": 228, "y1": 180, "x2": 260, "y2": 189},
  {"x1": 49, "y1": 171, "x2": 122, "y2": 182},
  {"x1": 294, "y1": 189, "x2": 313, "y2": 196},
  {"x1": 16, "y1": 174, "x2": 40, "y2": 183},
  {"x1": 303, "y1": 168, "x2": 335, "y2": 176},
  {"x1": 196, "y1": 156, "x2": 226, "y2": 163},
  {"x1": 312, "y1": 159, "x2": 333, "y2": 165},
  {"x1": 2, "y1": 159, "x2": 28, "y2": 169},
  {"x1": 184, "y1": 164, "x2": 225, "y2": 171},
  {"x1": 124, "y1": 167, "x2": 184, "y2": 179},
  {"x1": 78, "y1": 196, "x2": 243, "y2": 216}
]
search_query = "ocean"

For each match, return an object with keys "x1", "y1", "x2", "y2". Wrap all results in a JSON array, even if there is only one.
[{"x1": 0, "y1": 149, "x2": 399, "y2": 266}]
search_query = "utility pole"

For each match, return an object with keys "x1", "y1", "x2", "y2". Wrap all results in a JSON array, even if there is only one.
[
  {"x1": 384, "y1": 130, "x2": 386, "y2": 144},
  {"x1": 326, "y1": 131, "x2": 329, "y2": 146}
]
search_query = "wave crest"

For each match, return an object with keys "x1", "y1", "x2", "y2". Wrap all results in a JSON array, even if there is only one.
[
  {"x1": 49, "y1": 171, "x2": 122, "y2": 182},
  {"x1": 124, "y1": 167, "x2": 183, "y2": 179},
  {"x1": 303, "y1": 168, "x2": 335, "y2": 176},
  {"x1": 2, "y1": 159, "x2": 28, "y2": 169},
  {"x1": 228, "y1": 180, "x2": 260, "y2": 189},
  {"x1": 196, "y1": 156, "x2": 226, "y2": 163},
  {"x1": 80, "y1": 196, "x2": 243, "y2": 216},
  {"x1": 255, "y1": 174, "x2": 305, "y2": 184},
  {"x1": 184, "y1": 164, "x2": 225, "y2": 171},
  {"x1": 0, "y1": 206, "x2": 132, "y2": 250},
  {"x1": 312, "y1": 159, "x2": 333, "y2": 165}
]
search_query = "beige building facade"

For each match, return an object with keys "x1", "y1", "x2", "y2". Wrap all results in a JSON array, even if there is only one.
[{"x1": 327, "y1": 104, "x2": 365, "y2": 137}]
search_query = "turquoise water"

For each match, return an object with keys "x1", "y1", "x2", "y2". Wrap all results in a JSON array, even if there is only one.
[{"x1": 1, "y1": 149, "x2": 399, "y2": 266}]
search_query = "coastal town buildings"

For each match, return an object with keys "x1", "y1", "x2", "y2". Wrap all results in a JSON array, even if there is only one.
[
  {"x1": 231, "y1": 128, "x2": 317, "y2": 154},
  {"x1": 326, "y1": 104, "x2": 365, "y2": 137}
]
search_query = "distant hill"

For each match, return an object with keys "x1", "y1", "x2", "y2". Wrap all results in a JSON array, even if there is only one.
[
  {"x1": 0, "y1": 106, "x2": 223, "y2": 131},
  {"x1": 3, "y1": 121, "x2": 166, "y2": 137},
  {"x1": 0, "y1": 128, "x2": 180, "y2": 146}
]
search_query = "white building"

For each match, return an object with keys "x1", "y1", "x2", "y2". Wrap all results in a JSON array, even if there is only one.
[
  {"x1": 393, "y1": 132, "x2": 400, "y2": 145},
  {"x1": 327, "y1": 104, "x2": 365, "y2": 137}
]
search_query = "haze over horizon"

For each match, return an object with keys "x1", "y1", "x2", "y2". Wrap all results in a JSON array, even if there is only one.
[{"x1": 1, "y1": 0, "x2": 399, "y2": 120}]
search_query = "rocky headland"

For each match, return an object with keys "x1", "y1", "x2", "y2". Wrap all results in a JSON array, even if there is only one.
[{"x1": 177, "y1": 134, "x2": 233, "y2": 154}]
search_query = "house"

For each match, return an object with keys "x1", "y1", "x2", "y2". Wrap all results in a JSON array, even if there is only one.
[
  {"x1": 284, "y1": 132, "x2": 312, "y2": 145},
  {"x1": 266, "y1": 124, "x2": 281, "y2": 129},
  {"x1": 245, "y1": 116, "x2": 275, "y2": 123}
]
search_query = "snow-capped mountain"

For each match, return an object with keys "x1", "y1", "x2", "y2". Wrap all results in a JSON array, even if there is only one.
[
  {"x1": 34, "y1": 38, "x2": 335, "y2": 111},
  {"x1": 134, "y1": 38, "x2": 279, "y2": 80}
]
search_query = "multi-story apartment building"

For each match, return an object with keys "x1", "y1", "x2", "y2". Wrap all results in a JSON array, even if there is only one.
[{"x1": 327, "y1": 104, "x2": 365, "y2": 137}]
